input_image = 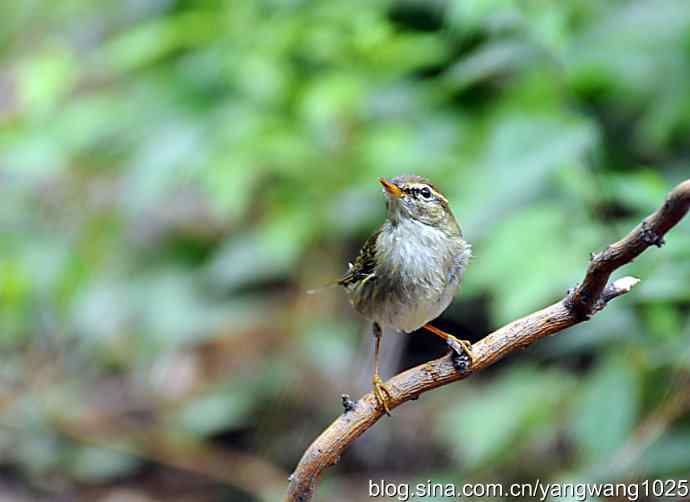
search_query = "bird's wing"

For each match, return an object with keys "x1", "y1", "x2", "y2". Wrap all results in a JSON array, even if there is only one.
[{"x1": 338, "y1": 228, "x2": 381, "y2": 288}]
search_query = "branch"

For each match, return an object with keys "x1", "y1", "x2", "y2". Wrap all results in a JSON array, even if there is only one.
[{"x1": 286, "y1": 179, "x2": 690, "y2": 502}]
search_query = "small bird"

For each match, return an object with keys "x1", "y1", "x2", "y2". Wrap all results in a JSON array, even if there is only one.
[{"x1": 338, "y1": 175, "x2": 473, "y2": 414}]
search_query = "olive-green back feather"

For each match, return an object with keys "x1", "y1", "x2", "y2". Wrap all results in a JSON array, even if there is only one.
[{"x1": 337, "y1": 228, "x2": 381, "y2": 288}]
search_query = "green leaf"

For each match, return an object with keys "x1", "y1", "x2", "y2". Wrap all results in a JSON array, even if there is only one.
[
  {"x1": 570, "y1": 355, "x2": 639, "y2": 463},
  {"x1": 174, "y1": 390, "x2": 253, "y2": 437},
  {"x1": 465, "y1": 203, "x2": 600, "y2": 323},
  {"x1": 69, "y1": 445, "x2": 139, "y2": 482},
  {"x1": 437, "y1": 366, "x2": 574, "y2": 469},
  {"x1": 632, "y1": 429, "x2": 690, "y2": 476}
]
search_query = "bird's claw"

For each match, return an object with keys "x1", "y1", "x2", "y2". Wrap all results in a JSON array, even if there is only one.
[
  {"x1": 372, "y1": 374, "x2": 393, "y2": 416},
  {"x1": 446, "y1": 336, "x2": 474, "y2": 373}
]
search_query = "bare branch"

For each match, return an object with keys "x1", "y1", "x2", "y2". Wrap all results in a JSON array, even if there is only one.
[{"x1": 286, "y1": 179, "x2": 690, "y2": 502}]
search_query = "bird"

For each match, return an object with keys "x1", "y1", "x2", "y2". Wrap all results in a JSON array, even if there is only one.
[{"x1": 338, "y1": 175, "x2": 473, "y2": 414}]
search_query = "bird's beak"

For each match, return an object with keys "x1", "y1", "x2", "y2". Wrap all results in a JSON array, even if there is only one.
[{"x1": 379, "y1": 178, "x2": 403, "y2": 198}]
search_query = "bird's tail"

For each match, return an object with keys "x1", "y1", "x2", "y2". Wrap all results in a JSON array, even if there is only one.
[{"x1": 306, "y1": 281, "x2": 340, "y2": 295}]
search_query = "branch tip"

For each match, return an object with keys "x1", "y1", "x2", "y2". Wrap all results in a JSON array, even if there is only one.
[{"x1": 614, "y1": 276, "x2": 640, "y2": 293}]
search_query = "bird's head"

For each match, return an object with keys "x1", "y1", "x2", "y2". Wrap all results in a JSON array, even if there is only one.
[{"x1": 379, "y1": 175, "x2": 460, "y2": 234}]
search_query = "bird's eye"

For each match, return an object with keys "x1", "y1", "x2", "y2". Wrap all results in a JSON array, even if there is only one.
[{"x1": 420, "y1": 186, "x2": 432, "y2": 199}]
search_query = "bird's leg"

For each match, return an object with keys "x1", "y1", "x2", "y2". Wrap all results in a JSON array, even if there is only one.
[
  {"x1": 423, "y1": 323, "x2": 474, "y2": 372},
  {"x1": 371, "y1": 322, "x2": 393, "y2": 415}
]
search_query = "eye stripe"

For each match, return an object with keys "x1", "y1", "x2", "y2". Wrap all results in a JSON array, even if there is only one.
[{"x1": 402, "y1": 184, "x2": 437, "y2": 199}]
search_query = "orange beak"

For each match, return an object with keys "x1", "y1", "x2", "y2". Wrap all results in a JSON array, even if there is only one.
[{"x1": 379, "y1": 178, "x2": 403, "y2": 198}]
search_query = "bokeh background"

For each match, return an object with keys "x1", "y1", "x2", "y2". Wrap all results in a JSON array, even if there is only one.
[{"x1": 2, "y1": 0, "x2": 690, "y2": 501}]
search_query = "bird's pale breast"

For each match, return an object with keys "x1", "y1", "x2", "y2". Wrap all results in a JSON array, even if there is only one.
[{"x1": 347, "y1": 218, "x2": 471, "y2": 333}]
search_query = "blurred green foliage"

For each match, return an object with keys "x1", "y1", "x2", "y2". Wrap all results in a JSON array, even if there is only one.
[{"x1": 1, "y1": 0, "x2": 690, "y2": 500}]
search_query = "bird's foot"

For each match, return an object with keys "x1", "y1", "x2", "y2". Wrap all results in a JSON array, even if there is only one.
[
  {"x1": 446, "y1": 336, "x2": 474, "y2": 373},
  {"x1": 372, "y1": 373, "x2": 393, "y2": 416}
]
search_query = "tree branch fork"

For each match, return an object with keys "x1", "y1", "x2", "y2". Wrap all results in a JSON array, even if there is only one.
[{"x1": 287, "y1": 179, "x2": 690, "y2": 502}]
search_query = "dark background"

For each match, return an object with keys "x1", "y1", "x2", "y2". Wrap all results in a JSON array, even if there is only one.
[{"x1": 1, "y1": 0, "x2": 689, "y2": 500}]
